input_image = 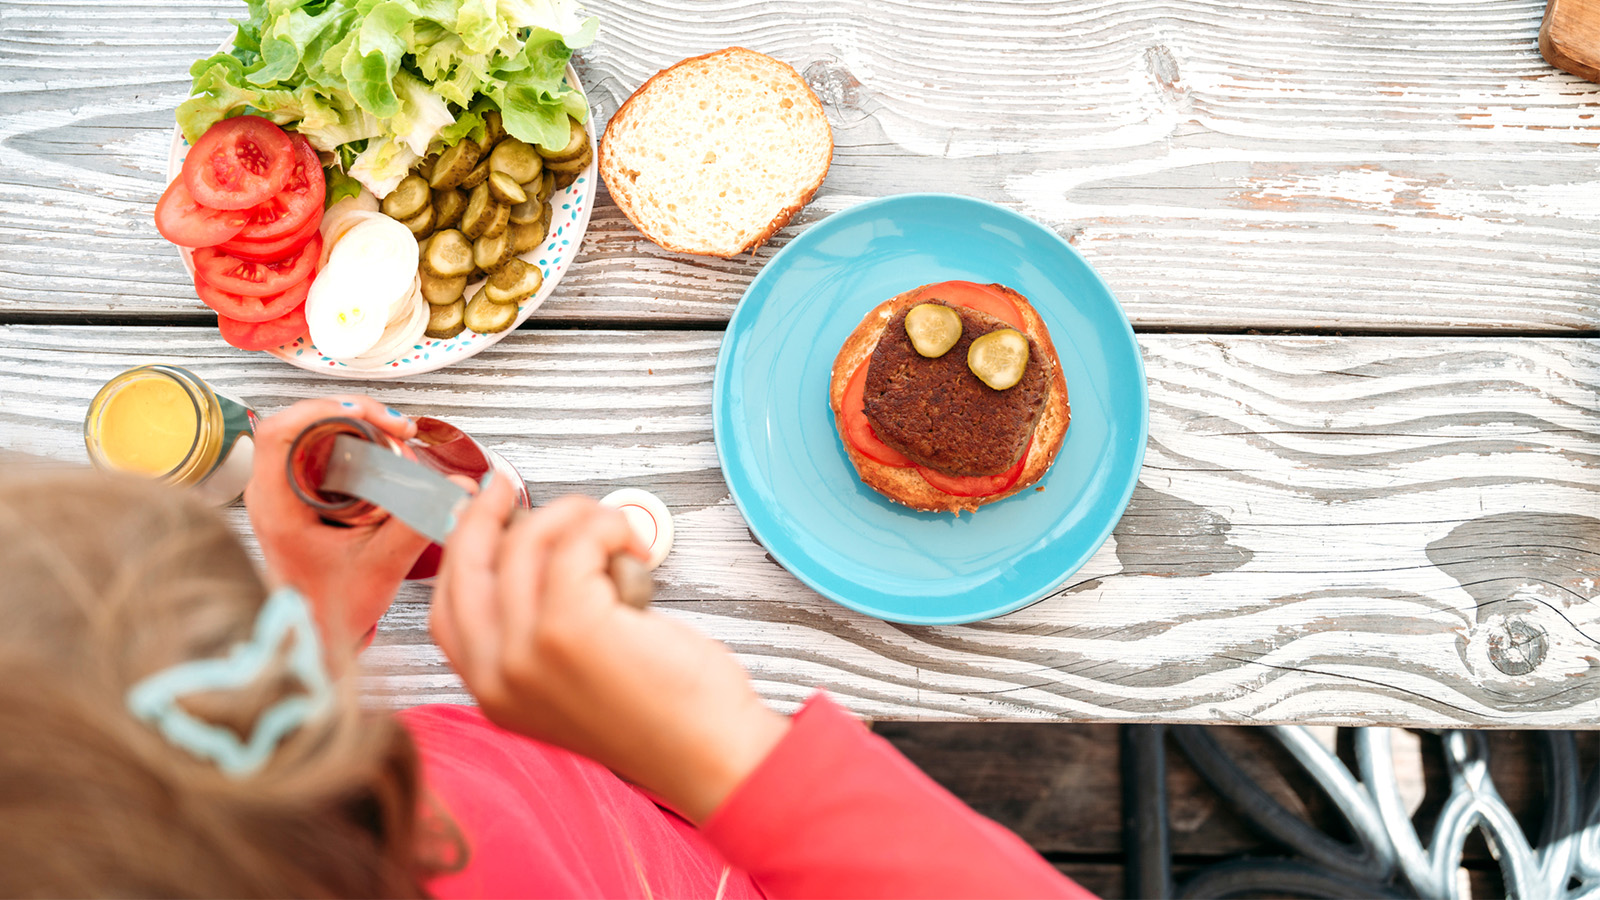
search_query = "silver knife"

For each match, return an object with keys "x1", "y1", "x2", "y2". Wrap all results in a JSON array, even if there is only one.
[{"x1": 320, "y1": 434, "x2": 653, "y2": 608}]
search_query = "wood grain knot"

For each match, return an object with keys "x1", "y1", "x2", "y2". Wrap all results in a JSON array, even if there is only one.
[
  {"x1": 1144, "y1": 44, "x2": 1186, "y2": 104},
  {"x1": 804, "y1": 59, "x2": 862, "y2": 110},
  {"x1": 1487, "y1": 618, "x2": 1548, "y2": 677}
]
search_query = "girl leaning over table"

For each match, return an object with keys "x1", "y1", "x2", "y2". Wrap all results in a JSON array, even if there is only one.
[{"x1": 0, "y1": 395, "x2": 1091, "y2": 899}]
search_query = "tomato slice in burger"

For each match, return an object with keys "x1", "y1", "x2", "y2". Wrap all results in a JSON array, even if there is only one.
[
  {"x1": 840, "y1": 361, "x2": 913, "y2": 467},
  {"x1": 914, "y1": 281, "x2": 1025, "y2": 331},
  {"x1": 233, "y1": 134, "x2": 325, "y2": 242},
  {"x1": 216, "y1": 210, "x2": 322, "y2": 262},
  {"x1": 916, "y1": 438, "x2": 1031, "y2": 497},
  {"x1": 193, "y1": 275, "x2": 310, "y2": 324},
  {"x1": 182, "y1": 115, "x2": 294, "y2": 211},
  {"x1": 153, "y1": 177, "x2": 249, "y2": 248},
  {"x1": 217, "y1": 303, "x2": 308, "y2": 351},
  {"x1": 193, "y1": 233, "x2": 320, "y2": 297}
]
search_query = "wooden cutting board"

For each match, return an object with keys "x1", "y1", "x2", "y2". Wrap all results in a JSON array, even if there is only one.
[{"x1": 1543, "y1": 0, "x2": 1600, "y2": 81}]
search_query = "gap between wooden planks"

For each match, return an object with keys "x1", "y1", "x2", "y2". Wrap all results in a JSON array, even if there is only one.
[
  {"x1": 1, "y1": 0, "x2": 1598, "y2": 331},
  {"x1": 2, "y1": 325, "x2": 1596, "y2": 728}
]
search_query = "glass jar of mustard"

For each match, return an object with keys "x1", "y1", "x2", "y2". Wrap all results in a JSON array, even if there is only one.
[{"x1": 84, "y1": 365, "x2": 257, "y2": 505}]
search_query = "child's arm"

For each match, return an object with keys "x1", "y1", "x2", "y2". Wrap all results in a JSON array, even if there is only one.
[
  {"x1": 433, "y1": 478, "x2": 1090, "y2": 899},
  {"x1": 702, "y1": 692, "x2": 1093, "y2": 899}
]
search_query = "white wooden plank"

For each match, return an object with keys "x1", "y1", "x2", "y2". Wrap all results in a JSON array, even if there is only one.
[
  {"x1": 1, "y1": 0, "x2": 1597, "y2": 330},
  {"x1": 3, "y1": 324, "x2": 1597, "y2": 727}
]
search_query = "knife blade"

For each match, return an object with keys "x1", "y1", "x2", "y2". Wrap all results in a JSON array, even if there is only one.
[{"x1": 318, "y1": 434, "x2": 653, "y2": 608}]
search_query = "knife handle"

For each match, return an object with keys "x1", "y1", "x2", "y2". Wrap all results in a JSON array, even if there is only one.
[{"x1": 608, "y1": 553, "x2": 655, "y2": 609}]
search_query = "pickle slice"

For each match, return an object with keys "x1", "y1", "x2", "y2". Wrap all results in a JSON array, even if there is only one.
[
  {"x1": 458, "y1": 158, "x2": 492, "y2": 191},
  {"x1": 464, "y1": 289, "x2": 518, "y2": 333},
  {"x1": 422, "y1": 229, "x2": 474, "y2": 278},
  {"x1": 433, "y1": 188, "x2": 466, "y2": 230},
  {"x1": 481, "y1": 110, "x2": 506, "y2": 150},
  {"x1": 904, "y1": 303, "x2": 961, "y2": 358},
  {"x1": 460, "y1": 182, "x2": 508, "y2": 240},
  {"x1": 484, "y1": 258, "x2": 543, "y2": 305},
  {"x1": 536, "y1": 116, "x2": 588, "y2": 161},
  {"x1": 967, "y1": 329, "x2": 1030, "y2": 390},
  {"x1": 509, "y1": 220, "x2": 548, "y2": 255},
  {"x1": 489, "y1": 138, "x2": 543, "y2": 184},
  {"x1": 428, "y1": 139, "x2": 481, "y2": 190},
  {"x1": 487, "y1": 171, "x2": 527, "y2": 205},
  {"x1": 381, "y1": 174, "x2": 430, "y2": 220},
  {"x1": 473, "y1": 228, "x2": 513, "y2": 273},
  {"x1": 426, "y1": 299, "x2": 465, "y2": 339},
  {"x1": 508, "y1": 198, "x2": 544, "y2": 225},
  {"x1": 420, "y1": 270, "x2": 467, "y2": 306},
  {"x1": 545, "y1": 147, "x2": 592, "y2": 175}
]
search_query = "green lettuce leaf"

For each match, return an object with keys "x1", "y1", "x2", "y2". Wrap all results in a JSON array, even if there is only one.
[
  {"x1": 323, "y1": 164, "x2": 364, "y2": 208},
  {"x1": 177, "y1": 0, "x2": 597, "y2": 196}
]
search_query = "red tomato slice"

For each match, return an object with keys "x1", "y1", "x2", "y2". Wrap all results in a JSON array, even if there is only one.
[
  {"x1": 193, "y1": 275, "x2": 310, "y2": 324},
  {"x1": 183, "y1": 115, "x2": 294, "y2": 211},
  {"x1": 916, "y1": 437, "x2": 1032, "y2": 497},
  {"x1": 217, "y1": 303, "x2": 308, "y2": 351},
  {"x1": 233, "y1": 134, "x2": 325, "y2": 242},
  {"x1": 194, "y1": 233, "x2": 320, "y2": 297},
  {"x1": 153, "y1": 177, "x2": 249, "y2": 248},
  {"x1": 840, "y1": 361, "x2": 914, "y2": 467},
  {"x1": 215, "y1": 210, "x2": 321, "y2": 262},
  {"x1": 913, "y1": 281, "x2": 1025, "y2": 331}
]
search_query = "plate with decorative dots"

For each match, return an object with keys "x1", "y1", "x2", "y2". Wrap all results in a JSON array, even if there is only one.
[{"x1": 167, "y1": 64, "x2": 596, "y2": 379}]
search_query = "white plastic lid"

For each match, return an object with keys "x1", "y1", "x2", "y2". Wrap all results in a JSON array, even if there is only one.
[{"x1": 599, "y1": 488, "x2": 673, "y2": 569}]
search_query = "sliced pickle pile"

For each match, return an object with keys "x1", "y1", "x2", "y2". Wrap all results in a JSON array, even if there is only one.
[
  {"x1": 967, "y1": 328, "x2": 1030, "y2": 390},
  {"x1": 390, "y1": 111, "x2": 590, "y2": 334},
  {"x1": 904, "y1": 303, "x2": 961, "y2": 358}
]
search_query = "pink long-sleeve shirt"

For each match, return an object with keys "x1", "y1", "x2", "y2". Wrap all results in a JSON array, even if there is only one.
[{"x1": 399, "y1": 693, "x2": 1092, "y2": 899}]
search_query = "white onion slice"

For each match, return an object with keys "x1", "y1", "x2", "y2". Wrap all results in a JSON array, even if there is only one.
[{"x1": 306, "y1": 260, "x2": 397, "y2": 359}]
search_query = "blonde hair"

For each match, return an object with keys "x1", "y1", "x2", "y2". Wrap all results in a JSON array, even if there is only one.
[{"x1": 0, "y1": 466, "x2": 428, "y2": 897}]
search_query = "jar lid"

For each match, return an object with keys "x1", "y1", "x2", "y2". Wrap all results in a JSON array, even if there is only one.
[{"x1": 599, "y1": 488, "x2": 673, "y2": 570}]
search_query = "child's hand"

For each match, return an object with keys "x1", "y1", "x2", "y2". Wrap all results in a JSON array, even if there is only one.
[
  {"x1": 431, "y1": 475, "x2": 791, "y2": 823},
  {"x1": 245, "y1": 396, "x2": 430, "y2": 652}
]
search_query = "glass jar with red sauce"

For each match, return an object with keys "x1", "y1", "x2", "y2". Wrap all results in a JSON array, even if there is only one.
[{"x1": 285, "y1": 415, "x2": 530, "y2": 579}]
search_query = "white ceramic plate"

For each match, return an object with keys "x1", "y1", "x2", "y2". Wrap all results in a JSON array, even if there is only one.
[{"x1": 167, "y1": 66, "x2": 596, "y2": 379}]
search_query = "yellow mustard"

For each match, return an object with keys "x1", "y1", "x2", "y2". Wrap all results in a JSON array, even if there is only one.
[
  {"x1": 84, "y1": 366, "x2": 257, "y2": 504},
  {"x1": 94, "y1": 374, "x2": 198, "y2": 476}
]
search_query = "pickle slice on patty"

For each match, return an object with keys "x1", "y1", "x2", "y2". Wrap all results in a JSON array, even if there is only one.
[
  {"x1": 904, "y1": 303, "x2": 961, "y2": 358},
  {"x1": 967, "y1": 328, "x2": 1030, "y2": 390}
]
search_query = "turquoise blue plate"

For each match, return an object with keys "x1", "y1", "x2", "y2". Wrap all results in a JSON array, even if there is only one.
[{"x1": 713, "y1": 194, "x2": 1148, "y2": 625}]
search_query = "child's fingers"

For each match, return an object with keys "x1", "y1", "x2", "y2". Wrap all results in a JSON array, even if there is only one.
[
  {"x1": 352, "y1": 398, "x2": 417, "y2": 441},
  {"x1": 434, "y1": 475, "x2": 518, "y2": 683},
  {"x1": 247, "y1": 396, "x2": 409, "y2": 527},
  {"x1": 317, "y1": 395, "x2": 416, "y2": 440},
  {"x1": 492, "y1": 497, "x2": 597, "y2": 654},
  {"x1": 365, "y1": 513, "x2": 432, "y2": 573},
  {"x1": 252, "y1": 396, "x2": 391, "y2": 454},
  {"x1": 541, "y1": 507, "x2": 641, "y2": 615}
]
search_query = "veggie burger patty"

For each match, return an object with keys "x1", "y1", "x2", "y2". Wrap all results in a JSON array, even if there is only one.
[{"x1": 863, "y1": 302, "x2": 1051, "y2": 478}]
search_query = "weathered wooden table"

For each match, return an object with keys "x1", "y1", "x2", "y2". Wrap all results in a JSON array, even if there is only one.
[{"x1": 2, "y1": 0, "x2": 1597, "y2": 728}]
